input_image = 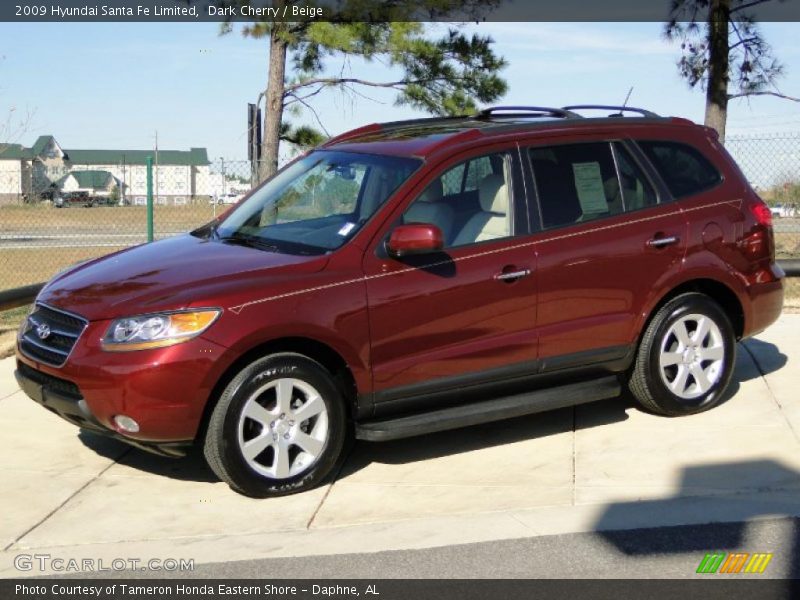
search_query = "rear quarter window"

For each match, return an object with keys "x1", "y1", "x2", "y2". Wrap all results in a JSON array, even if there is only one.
[{"x1": 638, "y1": 140, "x2": 722, "y2": 199}]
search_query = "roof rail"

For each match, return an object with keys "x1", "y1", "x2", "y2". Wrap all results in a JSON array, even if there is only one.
[
  {"x1": 378, "y1": 115, "x2": 471, "y2": 131},
  {"x1": 323, "y1": 123, "x2": 382, "y2": 146},
  {"x1": 562, "y1": 105, "x2": 660, "y2": 118},
  {"x1": 475, "y1": 106, "x2": 581, "y2": 120},
  {"x1": 323, "y1": 115, "x2": 472, "y2": 147}
]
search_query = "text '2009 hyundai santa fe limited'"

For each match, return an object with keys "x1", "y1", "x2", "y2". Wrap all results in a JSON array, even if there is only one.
[{"x1": 16, "y1": 105, "x2": 784, "y2": 497}]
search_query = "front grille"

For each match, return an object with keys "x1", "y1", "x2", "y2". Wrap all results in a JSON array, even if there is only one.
[
  {"x1": 17, "y1": 361, "x2": 82, "y2": 399},
  {"x1": 19, "y1": 304, "x2": 87, "y2": 367}
]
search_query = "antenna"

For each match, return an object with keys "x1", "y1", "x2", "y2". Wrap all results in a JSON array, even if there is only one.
[{"x1": 622, "y1": 87, "x2": 633, "y2": 109}]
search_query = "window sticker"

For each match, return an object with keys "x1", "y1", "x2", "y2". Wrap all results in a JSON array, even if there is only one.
[
  {"x1": 572, "y1": 162, "x2": 608, "y2": 215},
  {"x1": 337, "y1": 222, "x2": 356, "y2": 236}
]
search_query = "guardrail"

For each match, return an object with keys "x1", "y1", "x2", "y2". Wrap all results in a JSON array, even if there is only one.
[
  {"x1": 782, "y1": 259, "x2": 800, "y2": 277},
  {"x1": 1, "y1": 259, "x2": 798, "y2": 314},
  {"x1": 0, "y1": 283, "x2": 44, "y2": 312}
]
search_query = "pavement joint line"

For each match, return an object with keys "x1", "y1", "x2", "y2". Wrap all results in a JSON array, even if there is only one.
[
  {"x1": 0, "y1": 389, "x2": 21, "y2": 402},
  {"x1": 571, "y1": 405, "x2": 577, "y2": 507},
  {"x1": 3, "y1": 446, "x2": 133, "y2": 552},
  {"x1": 306, "y1": 442, "x2": 354, "y2": 530},
  {"x1": 507, "y1": 512, "x2": 534, "y2": 532},
  {"x1": 741, "y1": 340, "x2": 800, "y2": 445}
]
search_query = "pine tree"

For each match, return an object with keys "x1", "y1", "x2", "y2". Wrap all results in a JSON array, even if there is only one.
[
  {"x1": 666, "y1": 0, "x2": 797, "y2": 143},
  {"x1": 226, "y1": 1, "x2": 507, "y2": 180}
]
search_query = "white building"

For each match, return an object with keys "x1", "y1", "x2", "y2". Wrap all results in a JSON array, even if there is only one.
[{"x1": 0, "y1": 135, "x2": 210, "y2": 205}]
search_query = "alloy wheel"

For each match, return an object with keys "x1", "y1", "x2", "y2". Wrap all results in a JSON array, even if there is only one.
[
  {"x1": 658, "y1": 313, "x2": 725, "y2": 400},
  {"x1": 237, "y1": 377, "x2": 329, "y2": 479}
]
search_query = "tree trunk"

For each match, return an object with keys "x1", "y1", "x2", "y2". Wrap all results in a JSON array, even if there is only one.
[
  {"x1": 259, "y1": 28, "x2": 287, "y2": 182},
  {"x1": 705, "y1": 0, "x2": 730, "y2": 143}
]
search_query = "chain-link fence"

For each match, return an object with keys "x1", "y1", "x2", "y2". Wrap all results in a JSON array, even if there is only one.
[
  {"x1": 1, "y1": 134, "x2": 799, "y2": 293},
  {"x1": 727, "y1": 133, "x2": 800, "y2": 260},
  {"x1": 0, "y1": 158, "x2": 257, "y2": 290}
]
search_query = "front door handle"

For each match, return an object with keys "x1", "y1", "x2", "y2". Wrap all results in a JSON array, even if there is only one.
[
  {"x1": 647, "y1": 235, "x2": 680, "y2": 248},
  {"x1": 494, "y1": 268, "x2": 531, "y2": 282}
]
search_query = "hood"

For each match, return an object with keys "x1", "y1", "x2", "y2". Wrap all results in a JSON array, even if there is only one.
[{"x1": 38, "y1": 234, "x2": 329, "y2": 321}]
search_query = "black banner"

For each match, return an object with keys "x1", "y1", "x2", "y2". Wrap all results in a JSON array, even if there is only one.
[
  {"x1": 3, "y1": 0, "x2": 800, "y2": 23},
  {"x1": 3, "y1": 579, "x2": 798, "y2": 600}
]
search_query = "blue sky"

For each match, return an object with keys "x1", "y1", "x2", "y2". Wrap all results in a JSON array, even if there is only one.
[{"x1": 1, "y1": 21, "x2": 799, "y2": 161}]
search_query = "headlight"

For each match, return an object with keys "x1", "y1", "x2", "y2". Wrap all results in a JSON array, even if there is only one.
[
  {"x1": 18, "y1": 304, "x2": 35, "y2": 339},
  {"x1": 101, "y1": 309, "x2": 220, "y2": 352}
]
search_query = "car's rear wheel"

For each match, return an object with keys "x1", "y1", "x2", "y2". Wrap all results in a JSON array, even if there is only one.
[
  {"x1": 204, "y1": 353, "x2": 347, "y2": 497},
  {"x1": 629, "y1": 293, "x2": 736, "y2": 416}
]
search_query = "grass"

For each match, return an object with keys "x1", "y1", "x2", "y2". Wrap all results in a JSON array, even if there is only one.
[
  {"x1": 776, "y1": 230, "x2": 800, "y2": 260},
  {"x1": 784, "y1": 278, "x2": 800, "y2": 308},
  {"x1": 2, "y1": 247, "x2": 129, "y2": 289},
  {"x1": 0, "y1": 305, "x2": 28, "y2": 330},
  {"x1": 0, "y1": 305, "x2": 28, "y2": 359},
  {"x1": 0, "y1": 203, "x2": 219, "y2": 235},
  {"x1": 1, "y1": 203, "x2": 219, "y2": 289}
]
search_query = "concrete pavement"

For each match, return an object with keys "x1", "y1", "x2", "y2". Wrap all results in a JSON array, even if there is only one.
[{"x1": 1, "y1": 314, "x2": 799, "y2": 577}]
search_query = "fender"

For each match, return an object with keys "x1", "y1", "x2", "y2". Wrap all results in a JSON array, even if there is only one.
[{"x1": 636, "y1": 255, "x2": 747, "y2": 341}]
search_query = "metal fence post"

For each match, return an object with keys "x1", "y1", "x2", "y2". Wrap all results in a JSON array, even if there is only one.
[{"x1": 146, "y1": 155, "x2": 154, "y2": 242}]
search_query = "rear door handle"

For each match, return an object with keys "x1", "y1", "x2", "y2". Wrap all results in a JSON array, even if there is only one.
[
  {"x1": 647, "y1": 235, "x2": 680, "y2": 248},
  {"x1": 494, "y1": 268, "x2": 531, "y2": 282}
]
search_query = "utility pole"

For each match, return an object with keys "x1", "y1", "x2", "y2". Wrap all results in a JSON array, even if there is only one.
[
  {"x1": 153, "y1": 130, "x2": 160, "y2": 203},
  {"x1": 249, "y1": 93, "x2": 264, "y2": 186},
  {"x1": 118, "y1": 154, "x2": 127, "y2": 205},
  {"x1": 146, "y1": 156, "x2": 154, "y2": 242},
  {"x1": 221, "y1": 157, "x2": 226, "y2": 197}
]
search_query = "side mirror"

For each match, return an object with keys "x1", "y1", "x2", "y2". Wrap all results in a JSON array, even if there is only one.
[{"x1": 387, "y1": 223, "x2": 444, "y2": 258}]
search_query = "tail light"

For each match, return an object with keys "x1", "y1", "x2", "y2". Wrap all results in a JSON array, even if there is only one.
[
  {"x1": 743, "y1": 199, "x2": 775, "y2": 261},
  {"x1": 750, "y1": 201, "x2": 773, "y2": 228}
]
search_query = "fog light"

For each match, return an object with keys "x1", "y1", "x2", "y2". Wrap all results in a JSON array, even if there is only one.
[{"x1": 113, "y1": 415, "x2": 140, "y2": 433}]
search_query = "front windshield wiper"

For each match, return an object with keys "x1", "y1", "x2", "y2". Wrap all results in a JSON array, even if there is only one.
[{"x1": 217, "y1": 233, "x2": 280, "y2": 252}]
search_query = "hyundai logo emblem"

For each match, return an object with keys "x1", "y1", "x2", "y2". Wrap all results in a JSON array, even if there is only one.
[{"x1": 35, "y1": 322, "x2": 51, "y2": 340}]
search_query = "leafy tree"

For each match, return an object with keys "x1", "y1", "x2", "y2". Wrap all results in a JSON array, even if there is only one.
[
  {"x1": 0, "y1": 106, "x2": 33, "y2": 157},
  {"x1": 666, "y1": 0, "x2": 798, "y2": 143},
  {"x1": 224, "y1": 1, "x2": 507, "y2": 180}
]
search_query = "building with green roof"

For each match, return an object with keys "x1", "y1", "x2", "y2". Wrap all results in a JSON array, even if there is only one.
[{"x1": 0, "y1": 135, "x2": 211, "y2": 204}]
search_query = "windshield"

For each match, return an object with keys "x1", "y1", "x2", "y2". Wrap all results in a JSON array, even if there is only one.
[{"x1": 213, "y1": 150, "x2": 422, "y2": 254}]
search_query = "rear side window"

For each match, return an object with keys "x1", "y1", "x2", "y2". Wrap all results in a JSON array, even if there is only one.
[
  {"x1": 529, "y1": 142, "x2": 656, "y2": 230},
  {"x1": 638, "y1": 141, "x2": 722, "y2": 199},
  {"x1": 613, "y1": 143, "x2": 658, "y2": 211},
  {"x1": 530, "y1": 143, "x2": 616, "y2": 228}
]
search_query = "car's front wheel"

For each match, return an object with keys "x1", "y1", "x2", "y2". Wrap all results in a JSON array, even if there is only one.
[
  {"x1": 204, "y1": 353, "x2": 347, "y2": 497},
  {"x1": 629, "y1": 292, "x2": 736, "y2": 416}
]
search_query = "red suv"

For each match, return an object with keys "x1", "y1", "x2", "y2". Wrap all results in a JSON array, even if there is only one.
[{"x1": 16, "y1": 106, "x2": 784, "y2": 497}]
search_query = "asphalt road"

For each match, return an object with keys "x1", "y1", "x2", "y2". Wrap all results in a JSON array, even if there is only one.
[{"x1": 59, "y1": 517, "x2": 799, "y2": 580}]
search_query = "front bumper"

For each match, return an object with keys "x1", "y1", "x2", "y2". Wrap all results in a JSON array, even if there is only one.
[
  {"x1": 15, "y1": 362, "x2": 192, "y2": 457},
  {"x1": 16, "y1": 319, "x2": 233, "y2": 447}
]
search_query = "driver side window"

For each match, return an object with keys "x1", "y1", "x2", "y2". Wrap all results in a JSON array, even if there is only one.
[{"x1": 402, "y1": 152, "x2": 513, "y2": 248}]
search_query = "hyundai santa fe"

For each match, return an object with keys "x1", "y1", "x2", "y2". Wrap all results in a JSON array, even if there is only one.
[{"x1": 16, "y1": 105, "x2": 784, "y2": 497}]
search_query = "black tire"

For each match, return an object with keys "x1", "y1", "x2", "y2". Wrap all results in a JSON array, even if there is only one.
[
  {"x1": 203, "y1": 353, "x2": 347, "y2": 497},
  {"x1": 629, "y1": 292, "x2": 736, "y2": 416}
]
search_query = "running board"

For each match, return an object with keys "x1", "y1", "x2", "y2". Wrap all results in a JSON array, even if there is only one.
[{"x1": 356, "y1": 376, "x2": 621, "y2": 442}]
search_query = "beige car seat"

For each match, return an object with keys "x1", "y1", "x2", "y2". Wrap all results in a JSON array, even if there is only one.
[{"x1": 452, "y1": 173, "x2": 510, "y2": 245}]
